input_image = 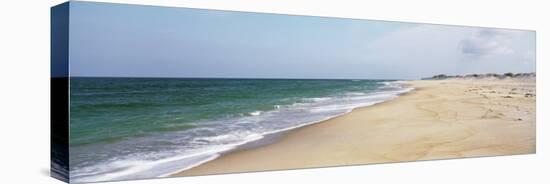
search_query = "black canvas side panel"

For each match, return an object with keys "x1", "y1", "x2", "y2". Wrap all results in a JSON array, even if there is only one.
[{"x1": 51, "y1": 2, "x2": 70, "y2": 183}]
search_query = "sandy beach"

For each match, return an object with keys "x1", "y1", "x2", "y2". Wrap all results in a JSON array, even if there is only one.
[{"x1": 174, "y1": 79, "x2": 535, "y2": 177}]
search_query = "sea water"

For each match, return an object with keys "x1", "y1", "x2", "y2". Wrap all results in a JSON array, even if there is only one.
[{"x1": 68, "y1": 78, "x2": 412, "y2": 182}]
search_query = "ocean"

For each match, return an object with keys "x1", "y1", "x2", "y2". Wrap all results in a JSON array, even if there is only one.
[{"x1": 69, "y1": 78, "x2": 412, "y2": 182}]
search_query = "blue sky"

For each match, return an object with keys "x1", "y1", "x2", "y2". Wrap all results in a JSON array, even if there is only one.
[{"x1": 68, "y1": 1, "x2": 535, "y2": 79}]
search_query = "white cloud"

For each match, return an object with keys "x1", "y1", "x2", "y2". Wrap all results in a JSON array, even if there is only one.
[
  {"x1": 459, "y1": 28, "x2": 530, "y2": 59},
  {"x1": 358, "y1": 24, "x2": 535, "y2": 79}
]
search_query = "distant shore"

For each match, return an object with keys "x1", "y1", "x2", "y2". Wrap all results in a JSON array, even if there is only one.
[{"x1": 172, "y1": 78, "x2": 535, "y2": 176}]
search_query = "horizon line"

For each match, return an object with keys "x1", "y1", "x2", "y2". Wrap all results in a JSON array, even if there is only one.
[{"x1": 64, "y1": 76, "x2": 411, "y2": 80}]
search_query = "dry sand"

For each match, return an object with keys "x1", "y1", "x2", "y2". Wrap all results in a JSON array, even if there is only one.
[{"x1": 173, "y1": 79, "x2": 536, "y2": 177}]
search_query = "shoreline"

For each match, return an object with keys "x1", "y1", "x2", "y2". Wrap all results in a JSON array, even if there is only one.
[
  {"x1": 172, "y1": 79, "x2": 535, "y2": 177},
  {"x1": 162, "y1": 82, "x2": 412, "y2": 177},
  {"x1": 70, "y1": 80, "x2": 412, "y2": 183},
  {"x1": 168, "y1": 87, "x2": 416, "y2": 177}
]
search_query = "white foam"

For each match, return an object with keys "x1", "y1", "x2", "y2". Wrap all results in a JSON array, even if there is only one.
[
  {"x1": 303, "y1": 97, "x2": 332, "y2": 102},
  {"x1": 72, "y1": 138, "x2": 260, "y2": 182},
  {"x1": 248, "y1": 111, "x2": 262, "y2": 116}
]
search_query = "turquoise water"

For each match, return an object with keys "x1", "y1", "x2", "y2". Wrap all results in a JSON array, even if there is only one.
[{"x1": 69, "y1": 78, "x2": 411, "y2": 182}]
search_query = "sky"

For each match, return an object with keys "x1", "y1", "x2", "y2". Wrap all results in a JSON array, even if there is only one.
[{"x1": 68, "y1": 1, "x2": 536, "y2": 79}]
